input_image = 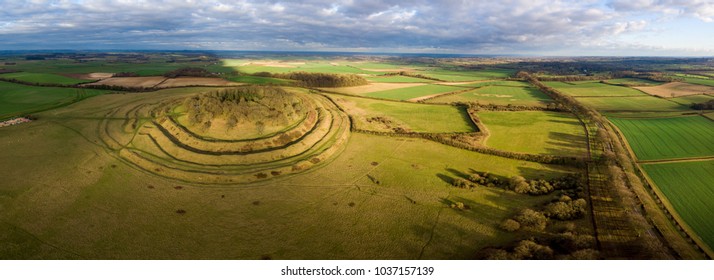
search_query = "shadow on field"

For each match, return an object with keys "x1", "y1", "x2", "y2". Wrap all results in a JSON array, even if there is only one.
[
  {"x1": 456, "y1": 107, "x2": 480, "y2": 132},
  {"x1": 517, "y1": 166, "x2": 572, "y2": 179},
  {"x1": 436, "y1": 173, "x2": 454, "y2": 185},
  {"x1": 412, "y1": 192, "x2": 518, "y2": 259},
  {"x1": 545, "y1": 131, "x2": 587, "y2": 156}
]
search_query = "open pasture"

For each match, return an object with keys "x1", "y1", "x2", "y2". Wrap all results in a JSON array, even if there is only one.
[
  {"x1": 635, "y1": 82, "x2": 714, "y2": 98},
  {"x1": 478, "y1": 111, "x2": 588, "y2": 157},
  {"x1": 0, "y1": 72, "x2": 92, "y2": 85},
  {"x1": 86, "y1": 76, "x2": 167, "y2": 88},
  {"x1": 366, "y1": 75, "x2": 435, "y2": 83},
  {"x1": 609, "y1": 115, "x2": 714, "y2": 161},
  {"x1": 427, "y1": 85, "x2": 552, "y2": 106},
  {"x1": 642, "y1": 160, "x2": 714, "y2": 251},
  {"x1": 325, "y1": 83, "x2": 425, "y2": 95},
  {"x1": 327, "y1": 93, "x2": 476, "y2": 133},
  {"x1": 670, "y1": 94, "x2": 714, "y2": 106},
  {"x1": 365, "y1": 84, "x2": 462, "y2": 100},
  {"x1": 235, "y1": 61, "x2": 379, "y2": 75},
  {"x1": 545, "y1": 81, "x2": 647, "y2": 97},
  {"x1": 0, "y1": 85, "x2": 578, "y2": 258},
  {"x1": 0, "y1": 81, "x2": 107, "y2": 119},
  {"x1": 575, "y1": 96, "x2": 688, "y2": 112},
  {"x1": 605, "y1": 78, "x2": 663, "y2": 87}
]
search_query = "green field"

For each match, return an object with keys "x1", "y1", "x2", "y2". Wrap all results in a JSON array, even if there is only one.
[
  {"x1": 478, "y1": 111, "x2": 587, "y2": 157},
  {"x1": 670, "y1": 94, "x2": 714, "y2": 106},
  {"x1": 575, "y1": 96, "x2": 689, "y2": 111},
  {"x1": 681, "y1": 77, "x2": 714, "y2": 87},
  {"x1": 365, "y1": 84, "x2": 462, "y2": 100},
  {"x1": 642, "y1": 160, "x2": 714, "y2": 251},
  {"x1": 0, "y1": 72, "x2": 92, "y2": 85},
  {"x1": 609, "y1": 116, "x2": 714, "y2": 161},
  {"x1": 546, "y1": 81, "x2": 647, "y2": 97},
  {"x1": 328, "y1": 93, "x2": 476, "y2": 133},
  {"x1": 366, "y1": 75, "x2": 435, "y2": 83},
  {"x1": 605, "y1": 78, "x2": 663, "y2": 86},
  {"x1": 428, "y1": 85, "x2": 552, "y2": 106},
  {"x1": 0, "y1": 86, "x2": 578, "y2": 258},
  {"x1": 0, "y1": 81, "x2": 108, "y2": 119}
]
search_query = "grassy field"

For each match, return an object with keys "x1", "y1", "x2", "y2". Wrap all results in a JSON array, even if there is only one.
[
  {"x1": 366, "y1": 75, "x2": 435, "y2": 83},
  {"x1": 705, "y1": 112, "x2": 714, "y2": 121},
  {"x1": 609, "y1": 116, "x2": 714, "y2": 161},
  {"x1": 545, "y1": 81, "x2": 647, "y2": 97},
  {"x1": 670, "y1": 94, "x2": 714, "y2": 106},
  {"x1": 642, "y1": 160, "x2": 714, "y2": 251},
  {"x1": 478, "y1": 111, "x2": 587, "y2": 157},
  {"x1": 0, "y1": 72, "x2": 92, "y2": 85},
  {"x1": 575, "y1": 96, "x2": 689, "y2": 112},
  {"x1": 682, "y1": 77, "x2": 714, "y2": 87},
  {"x1": 427, "y1": 85, "x2": 552, "y2": 106},
  {"x1": 0, "y1": 81, "x2": 108, "y2": 119},
  {"x1": 225, "y1": 75, "x2": 291, "y2": 85},
  {"x1": 0, "y1": 87, "x2": 579, "y2": 258},
  {"x1": 605, "y1": 78, "x2": 663, "y2": 86},
  {"x1": 328, "y1": 93, "x2": 476, "y2": 133},
  {"x1": 365, "y1": 84, "x2": 463, "y2": 100}
]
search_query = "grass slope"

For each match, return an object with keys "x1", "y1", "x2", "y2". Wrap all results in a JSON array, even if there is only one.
[
  {"x1": 642, "y1": 160, "x2": 714, "y2": 251},
  {"x1": 609, "y1": 116, "x2": 714, "y2": 161},
  {"x1": 478, "y1": 111, "x2": 587, "y2": 157}
]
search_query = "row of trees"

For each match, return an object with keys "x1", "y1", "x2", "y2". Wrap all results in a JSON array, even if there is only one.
[
  {"x1": 691, "y1": 100, "x2": 714, "y2": 110},
  {"x1": 164, "y1": 67, "x2": 217, "y2": 78},
  {"x1": 257, "y1": 71, "x2": 369, "y2": 87}
]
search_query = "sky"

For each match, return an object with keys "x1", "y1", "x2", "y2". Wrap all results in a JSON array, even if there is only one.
[{"x1": 0, "y1": 0, "x2": 713, "y2": 56}]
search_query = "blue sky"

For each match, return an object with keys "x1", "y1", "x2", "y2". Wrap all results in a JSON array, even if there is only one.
[{"x1": 0, "y1": 0, "x2": 712, "y2": 56}]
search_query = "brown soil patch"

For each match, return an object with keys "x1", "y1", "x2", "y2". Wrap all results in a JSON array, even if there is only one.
[
  {"x1": 324, "y1": 82, "x2": 425, "y2": 95},
  {"x1": 86, "y1": 76, "x2": 166, "y2": 87},
  {"x1": 157, "y1": 77, "x2": 241, "y2": 88},
  {"x1": 635, "y1": 82, "x2": 714, "y2": 98}
]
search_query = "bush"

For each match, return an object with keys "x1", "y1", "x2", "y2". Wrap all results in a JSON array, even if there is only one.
[
  {"x1": 512, "y1": 240, "x2": 554, "y2": 260},
  {"x1": 499, "y1": 219, "x2": 521, "y2": 232},
  {"x1": 514, "y1": 209, "x2": 547, "y2": 231},
  {"x1": 543, "y1": 198, "x2": 587, "y2": 220}
]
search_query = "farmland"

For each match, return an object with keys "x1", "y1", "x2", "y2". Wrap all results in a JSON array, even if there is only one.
[
  {"x1": 635, "y1": 82, "x2": 714, "y2": 98},
  {"x1": 0, "y1": 85, "x2": 576, "y2": 258},
  {"x1": 427, "y1": 84, "x2": 552, "y2": 106},
  {"x1": 609, "y1": 116, "x2": 714, "y2": 161},
  {"x1": 574, "y1": 96, "x2": 689, "y2": 112},
  {"x1": 2, "y1": 52, "x2": 713, "y2": 260},
  {"x1": 478, "y1": 111, "x2": 588, "y2": 157},
  {"x1": 0, "y1": 81, "x2": 108, "y2": 119},
  {"x1": 364, "y1": 84, "x2": 463, "y2": 100},
  {"x1": 545, "y1": 81, "x2": 647, "y2": 97},
  {"x1": 327, "y1": 93, "x2": 476, "y2": 133},
  {"x1": 641, "y1": 160, "x2": 714, "y2": 251},
  {"x1": 0, "y1": 72, "x2": 92, "y2": 85}
]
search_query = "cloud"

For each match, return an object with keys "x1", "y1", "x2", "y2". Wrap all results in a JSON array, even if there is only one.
[{"x1": 0, "y1": 0, "x2": 709, "y2": 54}]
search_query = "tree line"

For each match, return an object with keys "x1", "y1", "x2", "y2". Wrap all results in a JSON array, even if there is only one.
[{"x1": 255, "y1": 71, "x2": 369, "y2": 87}]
